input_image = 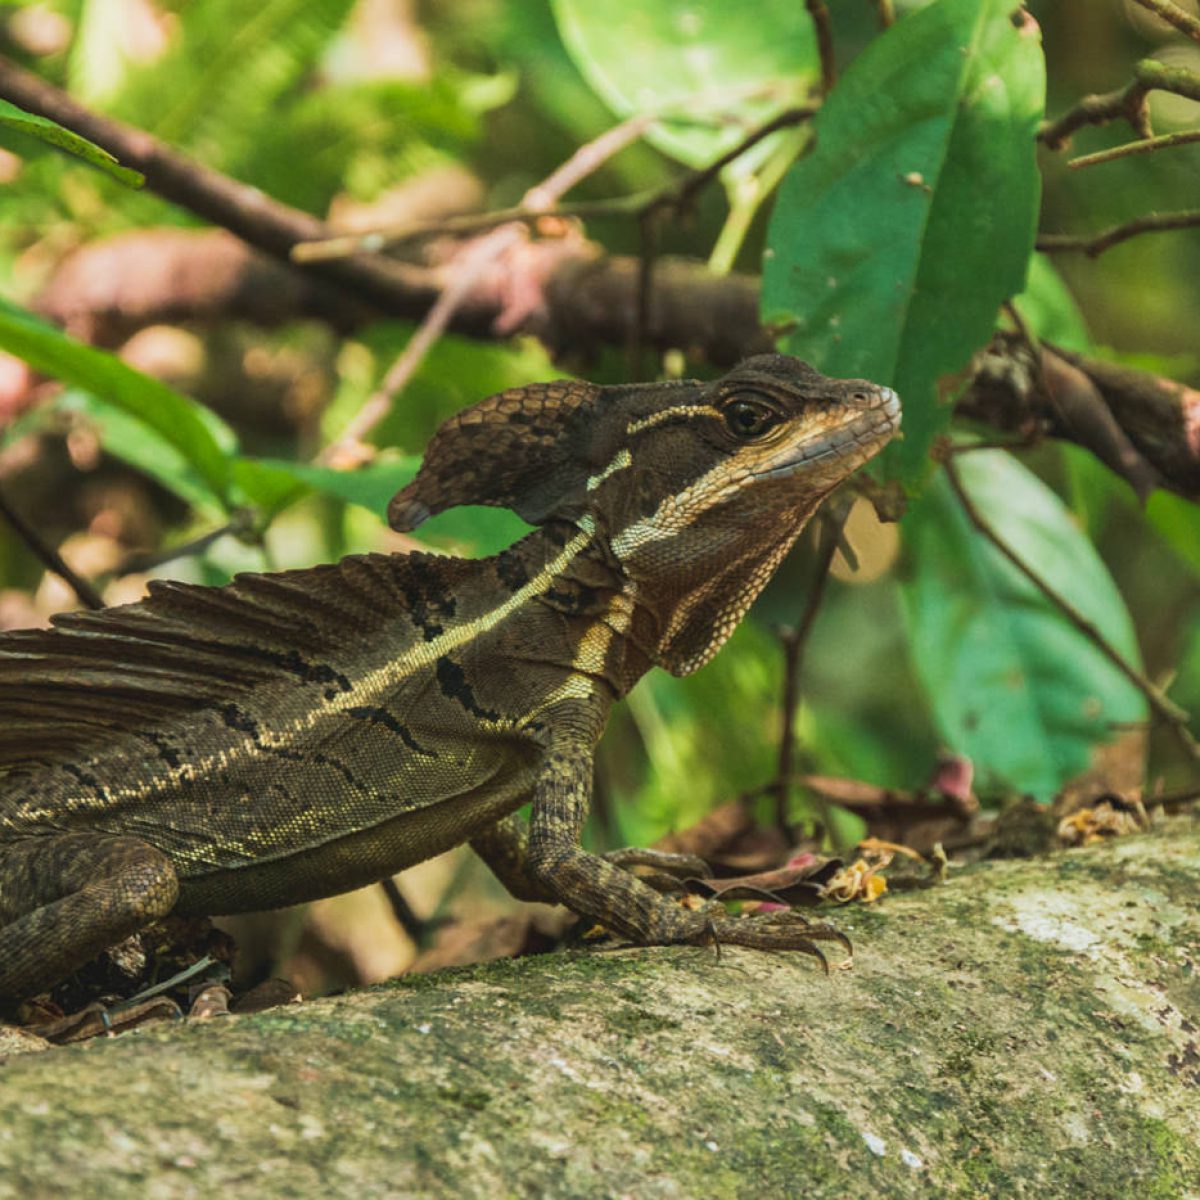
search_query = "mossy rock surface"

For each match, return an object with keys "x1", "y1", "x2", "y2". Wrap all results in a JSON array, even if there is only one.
[{"x1": 2, "y1": 818, "x2": 1198, "y2": 1199}]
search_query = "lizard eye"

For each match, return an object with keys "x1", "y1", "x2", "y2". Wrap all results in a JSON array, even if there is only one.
[{"x1": 723, "y1": 398, "x2": 780, "y2": 440}]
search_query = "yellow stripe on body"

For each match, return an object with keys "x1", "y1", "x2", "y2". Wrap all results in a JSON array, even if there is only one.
[
  {"x1": 586, "y1": 448, "x2": 631, "y2": 491},
  {"x1": 531, "y1": 585, "x2": 638, "y2": 709},
  {"x1": 24, "y1": 519, "x2": 600, "y2": 818}
]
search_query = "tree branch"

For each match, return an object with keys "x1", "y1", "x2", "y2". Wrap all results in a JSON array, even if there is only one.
[
  {"x1": 0, "y1": 54, "x2": 441, "y2": 320},
  {"x1": 1036, "y1": 210, "x2": 1200, "y2": 257},
  {"x1": 2, "y1": 820, "x2": 1197, "y2": 1192},
  {"x1": 1039, "y1": 58, "x2": 1200, "y2": 151},
  {"x1": 1068, "y1": 128, "x2": 1200, "y2": 169},
  {"x1": 805, "y1": 0, "x2": 836, "y2": 94},
  {"x1": 0, "y1": 486, "x2": 105, "y2": 610},
  {"x1": 1131, "y1": 0, "x2": 1200, "y2": 44}
]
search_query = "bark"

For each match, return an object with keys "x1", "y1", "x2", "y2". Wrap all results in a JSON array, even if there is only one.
[{"x1": 1, "y1": 817, "x2": 1197, "y2": 1199}]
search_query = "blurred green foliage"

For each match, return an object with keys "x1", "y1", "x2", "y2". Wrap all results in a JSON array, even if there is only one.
[{"x1": 0, "y1": 0, "x2": 1196, "y2": 858}]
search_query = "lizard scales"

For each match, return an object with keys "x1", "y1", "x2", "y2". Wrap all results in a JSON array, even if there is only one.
[{"x1": 0, "y1": 355, "x2": 899, "y2": 1003}]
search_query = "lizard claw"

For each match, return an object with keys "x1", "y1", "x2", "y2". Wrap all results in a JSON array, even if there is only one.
[{"x1": 694, "y1": 907, "x2": 852, "y2": 971}]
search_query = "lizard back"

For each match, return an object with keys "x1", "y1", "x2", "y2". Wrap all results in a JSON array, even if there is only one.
[{"x1": 0, "y1": 528, "x2": 608, "y2": 908}]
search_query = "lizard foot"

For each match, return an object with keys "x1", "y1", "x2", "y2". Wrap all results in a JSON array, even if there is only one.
[{"x1": 697, "y1": 908, "x2": 851, "y2": 972}]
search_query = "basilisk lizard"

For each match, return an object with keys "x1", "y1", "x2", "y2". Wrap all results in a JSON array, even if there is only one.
[{"x1": 0, "y1": 355, "x2": 899, "y2": 1004}]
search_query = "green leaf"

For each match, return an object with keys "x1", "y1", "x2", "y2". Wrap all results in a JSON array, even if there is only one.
[
  {"x1": 242, "y1": 457, "x2": 420, "y2": 516},
  {"x1": 901, "y1": 451, "x2": 1146, "y2": 799},
  {"x1": 613, "y1": 620, "x2": 780, "y2": 845},
  {"x1": 551, "y1": 0, "x2": 817, "y2": 171},
  {"x1": 235, "y1": 457, "x2": 531, "y2": 554},
  {"x1": 0, "y1": 97, "x2": 143, "y2": 187},
  {"x1": 57, "y1": 391, "x2": 226, "y2": 513},
  {"x1": 0, "y1": 298, "x2": 232, "y2": 505},
  {"x1": 762, "y1": 0, "x2": 1045, "y2": 481},
  {"x1": 1146, "y1": 490, "x2": 1200, "y2": 576},
  {"x1": 229, "y1": 459, "x2": 308, "y2": 518},
  {"x1": 1012, "y1": 254, "x2": 1091, "y2": 352}
]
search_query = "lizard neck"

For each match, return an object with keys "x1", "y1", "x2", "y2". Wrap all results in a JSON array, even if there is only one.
[
  {"x1": 610, "y1": 495, "x2": 826, "y2": 677},
  {"x1": 490, "y1": 520, "x2": 653, "y2": 701}
]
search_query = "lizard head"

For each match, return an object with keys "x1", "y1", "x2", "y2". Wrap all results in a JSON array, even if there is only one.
[
  {"x1": 592, "y1": 355, "x2": 900, "y2": 672},
  {"x1": 389, "y1": 354, "x2": 899, "y2": 673}
]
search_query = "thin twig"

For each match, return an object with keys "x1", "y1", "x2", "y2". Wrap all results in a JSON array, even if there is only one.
[
  {"x1": 1069, "y1": 128, "x2": 1200, "y2": 169},
  {"x1": 1036, "y1": 210, "x2": 1200, "y2": 257},
  {"x1": 806, "y1": 0, "x2": 837, "y2": 94},
  {"x1": 294, "y1": 100, "x2": 816, "y2": 265},
  {"x1": 522, "y1": 111, "x2": 658, "y2": 209},
  {"x1": 292, "y1": 197, "x2": 644, "y2": 263},
  {"x1": 1039, "y1": 79, "x2": 1153, "y2": 151},
  {"x1": 319, "y1": 107, "x2": 678, "y2": 457},
  {"x1": 874, "y1": 0, "x2": 895, "y2": 28},
  {"x1": 1040, "y1": 58, "x2": 1200, "y2": 151},
  {"x1": 298, "y1": 106, "x2": 820, "y2": 265},
  {"x1": 1001, "y1": 299, "x2": 1047, "y2": 394},
  {"x1": 629, "y1": 105, "x2": 818, "y2": 372},
  {"x1": 1131, "y1": 0, "x2": 1200, "y2": 44},
  {"x1": 644, "y1": 107, "x2": 818, "y2": 223},
  {"x1": 773, "y1": 505, "x2": 847, "y2": 837},
  {"x1": 0, "y1": 55, "x2": 434, "y2": 316},
  {"x1": 0, "y1": 486, "x2": 105, "y2": 610},
  {"x1": 379, "y1": 877, "x2": 429, "y2": 946},
  {"x1": 320, "y1": 224, "x2": 525, "y2": 461},
  {"x1": 942, "y1": 457, "x2": 1200, "y2": 765},
  {"x1": 115, "y1": 511, "x2": 256, "y2": 576},
  {"x1": 293, "y1": 111, "x2": 659, "y2": 264}
]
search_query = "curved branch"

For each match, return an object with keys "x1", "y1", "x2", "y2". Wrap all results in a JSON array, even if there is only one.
[{"x1": 1036, "y1": 211, "x2": 1200, "y2": 257}]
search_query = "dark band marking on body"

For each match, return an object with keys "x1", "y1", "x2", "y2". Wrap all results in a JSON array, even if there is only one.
[
  {"x1": 347, "y1": 705, "x2": 436, "y2": 756},
  {"x1": 436, "y1": 656, "x2": 502, "y2": 722},
  {"x1": 400, "y1": 558, "x2": 458, "y2": 642}
]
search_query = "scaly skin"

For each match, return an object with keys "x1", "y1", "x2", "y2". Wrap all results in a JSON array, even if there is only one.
[{"x1": 0, "y1": 355, "x2": 899, "y2": 1002}]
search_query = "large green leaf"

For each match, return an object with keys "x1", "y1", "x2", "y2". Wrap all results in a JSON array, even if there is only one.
[
  {"x1": 0, "y1": 97, "x2": 143, "y2": 187},
  {"x1": 242, "y1": 458, "x2": 420, "y2": 516},
  {"x1": 0, "y1": 298, "x2": 232, "y2": 505},
  {"x1": 551, "y1": 0, "x2": 817, "y2": 171},
  {"x1": 57, "y1": 391, "x2": 228, "y2": 513},
  {"x1": 1147, "y1": 490, "x2": 1200, "y2": 576},
  {"x1": 901, "y1": 451, "x2": 1146, "y2": 799},
  {"x1": 1013, "y1": 254, "x2": 1090, "y2": 352},
  {"x1": 762, "y1": 0, "x2": 1045, "y2": 481}
]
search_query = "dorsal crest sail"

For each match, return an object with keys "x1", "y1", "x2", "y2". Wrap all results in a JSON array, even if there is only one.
[{"x1": 0, "y1": 551, "x2": 473, "y2": 772}]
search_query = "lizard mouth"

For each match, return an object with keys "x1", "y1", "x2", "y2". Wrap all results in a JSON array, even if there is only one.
[{"x1": 757, "y1": 387, "x2": 901, "y2": 479}]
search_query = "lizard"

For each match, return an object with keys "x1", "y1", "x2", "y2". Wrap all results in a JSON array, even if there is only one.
[{"x1": 0, "y1": 354, "x2": 900, "y2": 1005}]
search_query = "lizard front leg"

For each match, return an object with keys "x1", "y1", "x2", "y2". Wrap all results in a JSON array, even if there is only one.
[
  {"x1": 521, "y1": 716, "x2": 848, "y2": 963},
  {"x1": 0, "y1": 833, "x2": 179, "y2": 1005}
]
